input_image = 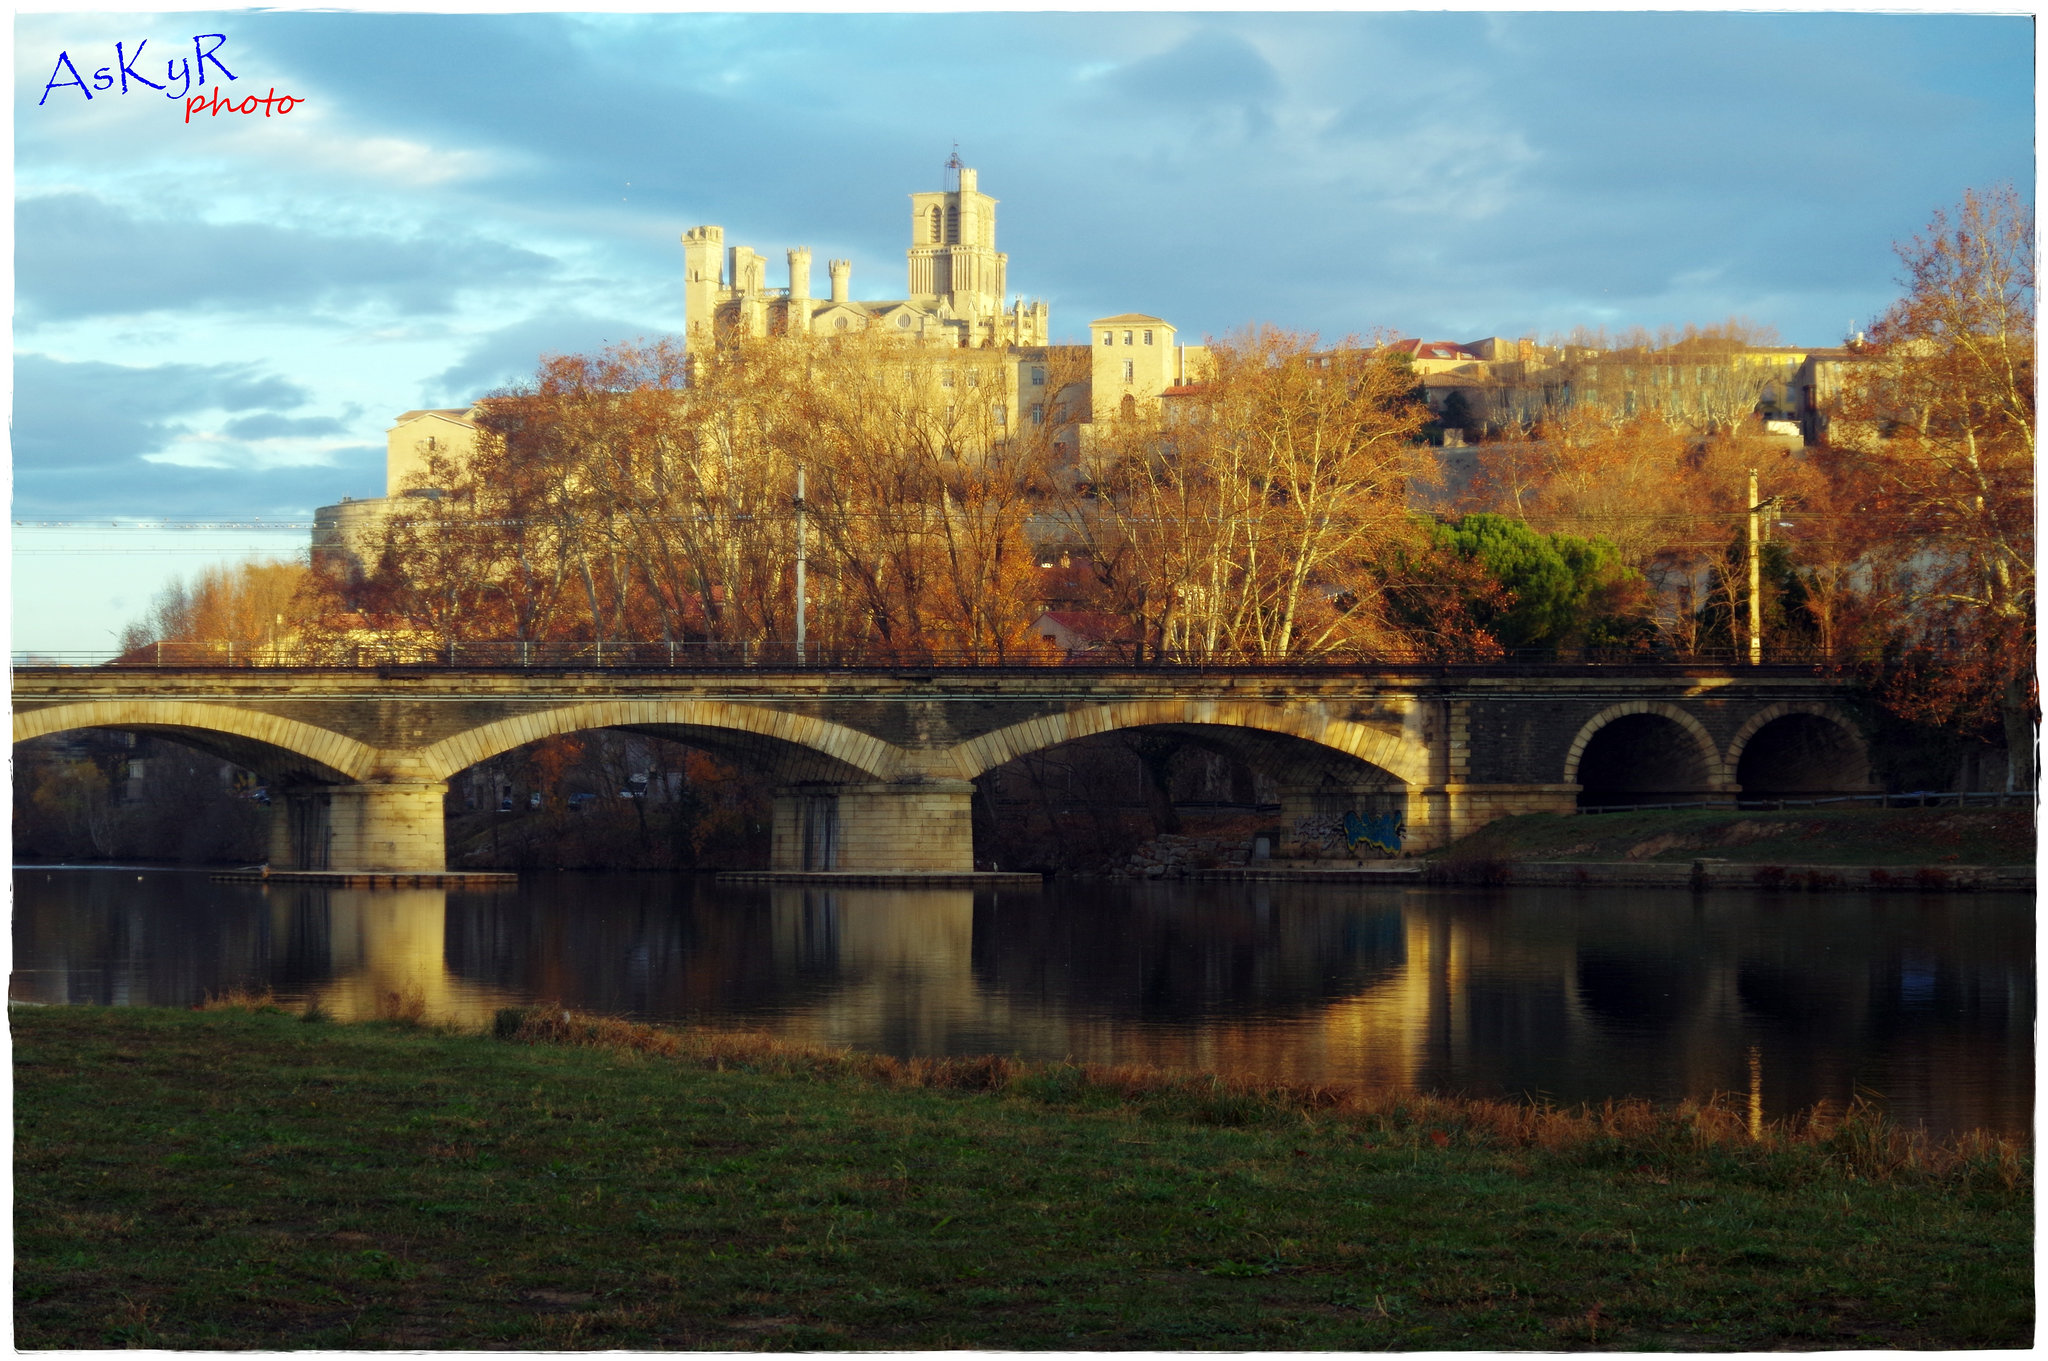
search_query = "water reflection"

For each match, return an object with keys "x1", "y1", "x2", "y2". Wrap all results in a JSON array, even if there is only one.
[{"x1": 11, "y1": 869, "x2": 2032, "y2": 1137}]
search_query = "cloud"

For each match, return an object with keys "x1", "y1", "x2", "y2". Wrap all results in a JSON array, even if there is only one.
[
  {"x1": 16, "y1": 192, "x2": 557, "y2": 322},
  {"x1": 13, "y1": 352, "x2": 316, "y2": 471},
  {"x1": 423, "y1": 310, "x2": 676, "y2": 405},
  {"x1": 13, "y1": 455, "x2": 383, "y2": 520},
  {"x1": 1110, "y1": 29, "x2": 1279, "y2": 110},
  {"x1": 220, "y1": 412, "x2": 349, "y2": 440}
]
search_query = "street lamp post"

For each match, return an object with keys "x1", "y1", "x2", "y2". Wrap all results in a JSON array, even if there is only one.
[
  {"x1": 1745, "y1": 469, "x2": 1786, "y2": 666},
  {"x1": 790, "y1": 464, "x2": 806, "y2": 667},
  {"x1": 1747, "y1": 469, "x2": 1762, "y2": 666}
]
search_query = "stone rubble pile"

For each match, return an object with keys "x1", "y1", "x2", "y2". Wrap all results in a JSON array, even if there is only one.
[{"x1": 1108, "y1": 832, "x2": 1254, "y2": 879}]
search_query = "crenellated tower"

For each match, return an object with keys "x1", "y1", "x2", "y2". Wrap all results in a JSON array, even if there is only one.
[
  {"x1": 682, "y1": 225, "x2": 724, "y2": 345},
  {"x1": 682, "y1": 160, "x2": 1046, "y2": 350}
]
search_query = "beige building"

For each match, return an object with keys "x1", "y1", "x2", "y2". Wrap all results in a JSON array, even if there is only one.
[
  {"x1": 317, "y1": 161, "x2": 1207, "y2": 569},
  {"x1": 313, "y1": 406, "x2": 481, "y2": 575},
  {"x1": 684, "y1": 162, "x2": 1049, "y2": 351},
  {"x1": 384, "y1": 407, "x2": 478, "y2": 494}
]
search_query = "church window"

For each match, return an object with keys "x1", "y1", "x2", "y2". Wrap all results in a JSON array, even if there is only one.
[
  {"x1": 929, "y1": 206, "x2": 942, "y2": 243},
  {"x1": 835, "y1": 317, "x2": 848, "y2": 331},
  {"x1": 1031, "y1": 366, "x2": 1045, "y2": 386},
  {"x1": 1143, "y1": 330, "x2": 1153, "y2": 345},
  {"x1": 898, "y1": 313, "x2": 912, "y2": 328},
  {"x1": 946, "y1": 205, "x2": 959, "y2": 243},
  {"x1": 1122, "y1": 360, "x2": 1134, "y2": 383},
  {"x1": 1031, "y1": 403, "x2": 1045, "y2": 425}
]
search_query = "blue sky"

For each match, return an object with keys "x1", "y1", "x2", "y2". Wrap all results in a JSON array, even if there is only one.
[{"x1": 9, "y1": 9, "x2": 2035, "y2": 653}]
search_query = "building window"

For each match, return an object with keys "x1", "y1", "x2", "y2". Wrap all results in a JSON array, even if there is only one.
[
  {"x1": 1101, "y1": 332, "x2": 1112, "y2": 345},
  {"x1": 993, "y1": 404, "x2": 1007, "y2": 427},
  {"x1": 1123, "y1": 330, "x2": 1133, "y2": 345},
  {"x1": 1123, "y1": 360, "x2": 1134, "y2": 382},
  {"x1": 966, "y1": 370, "x2": 980, "y2": 388},
  {"x1": 941, "y1": 370, "x2": 955, "y2": 388},
  {"x1": 1143, "y1": 330, "x2": 1153, "y2": 345},
  {"x1": 1120, "y1": 394, "x2": 1137, "y2": 419},
  {"x1": 929, "y1": 206, "x2": 942, "y2": 243},
  {"x1": 1031, "y1": 403, "x2": 1045, "y2": 425},
  {"x1": 1031, "y1": 366, "x2": 1045, "y2": 386}
]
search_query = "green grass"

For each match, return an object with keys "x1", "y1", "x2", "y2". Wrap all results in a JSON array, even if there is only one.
[
  {"x1": 15, "y1": 1003, "x2": 2032, "y2": 1350},
  {"x1": 1427, "y1": 806, "x2": 2034, "y2": 867}
]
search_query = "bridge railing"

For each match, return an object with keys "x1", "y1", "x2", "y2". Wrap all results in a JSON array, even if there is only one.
[
  {"x1": 1580, "y1": 791, "x2": 2031, "y2": 814},
  {"x1": 15, "y1": 640, "x2": 1872, "y2": 672}
]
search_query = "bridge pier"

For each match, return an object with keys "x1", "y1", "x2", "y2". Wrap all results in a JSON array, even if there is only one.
[
  {"x1": 269, "y1": 781, "x2": 449, "y2": 872},
  {"x1": 770, "y1": 780, "x2": 975, "y2": 872}
]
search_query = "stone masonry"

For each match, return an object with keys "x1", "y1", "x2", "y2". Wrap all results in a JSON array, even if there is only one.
[{"x1": 13, "y1": 666, "x2": 1876, "y2": 873}]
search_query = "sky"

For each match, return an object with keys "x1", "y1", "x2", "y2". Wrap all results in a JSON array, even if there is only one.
[{"x1": 9, "y1": 7, "x2": 2036, "y2": 655}]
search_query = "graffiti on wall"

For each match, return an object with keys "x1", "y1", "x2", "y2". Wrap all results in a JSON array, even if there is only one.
[{"x1": 1291, "y1": 810, "x2": 1405, "y2": 857}]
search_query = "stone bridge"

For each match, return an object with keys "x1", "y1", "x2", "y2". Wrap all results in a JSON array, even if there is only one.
[{"x1": 12, "y1": 664, "x2": 1877, "y2": 873}]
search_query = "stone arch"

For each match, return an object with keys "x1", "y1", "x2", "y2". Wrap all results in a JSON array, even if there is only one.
[
  {"x1": 940, "y1": 699, "x2": 1428, "y2": 786},
  {"x1": 12, "y1": 700, "x2": 376, "y2": 784},
  {"x1": 414, "y1": 700, "x2": 905, "y2": 785},
  {"x1": 1725, "y1": 702, "x2": 1874, "y2": 797},
  {"x1": 1563, "y1": 702, "x2": 1729, "y2": 807}
]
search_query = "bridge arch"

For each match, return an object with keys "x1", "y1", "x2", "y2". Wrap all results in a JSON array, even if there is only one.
[
  {"x1": 414, "y1": 699, "x2": 903, "y2": 785},
  {"x1": 941, "y1": 699, "x2": 1428, "y2": 786},
  {"x1": 12, "y1": 701, "x2": 376, "y2": 784},
  {"x1": 1564, "y1": 702, "x2": 1729, "y2": 807},
  {"x1": 1726, "y1": 702, "x2": 1874, "y2": 797}
]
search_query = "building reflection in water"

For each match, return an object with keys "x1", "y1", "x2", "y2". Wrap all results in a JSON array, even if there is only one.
[{"x1": 11, "y1": 871, "x2": 2032, "y2": 1138}]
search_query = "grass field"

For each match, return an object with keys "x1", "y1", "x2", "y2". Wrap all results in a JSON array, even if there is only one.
[
  {"x1": 14, "y1": 1002, "x2": 2032, "y2": 1350},
  {"x1": 1425, "y1": 806, "x2": 2035, "y2": 867}
]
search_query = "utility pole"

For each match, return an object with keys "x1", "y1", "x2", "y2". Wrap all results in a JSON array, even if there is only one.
[
  {"x1": 790, "y1": 464, "x2": 806, "y2": 667},
  {"x1": 1747, "y1": 468, "x2": 1762, "y2": 666}
]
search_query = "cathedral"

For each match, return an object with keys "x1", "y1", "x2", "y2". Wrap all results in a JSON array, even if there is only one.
[
  {"x1": 314, "y1": 162, "x2": 1196, "y2": 574},
  {"x1": 683, "y1": 160, "x2": 1050, "y2": 350}
]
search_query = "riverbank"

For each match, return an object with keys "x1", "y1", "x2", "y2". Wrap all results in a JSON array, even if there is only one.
[
  {"x1": 1423, "y1": 805, "x2": 2035, "y2": 868},
  {"x1": 15, "y1": 1004, "x2": 2029, "y2": 1349}
]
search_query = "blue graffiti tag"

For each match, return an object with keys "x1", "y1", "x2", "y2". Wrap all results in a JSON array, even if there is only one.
[{"x1": 1342, "y1": 810, "x2": 1404, "y2": 854}]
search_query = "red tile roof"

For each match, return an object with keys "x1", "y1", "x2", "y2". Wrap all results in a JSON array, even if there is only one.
[{"x1": 1387, "y1": 339, "x2": 1481, "y2": 362}]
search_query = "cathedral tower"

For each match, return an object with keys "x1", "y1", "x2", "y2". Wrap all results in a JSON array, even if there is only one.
[
  {"x1": 682, "y1": 225, "x2": 724, "y2": 345},
  {"x1": 908, "y1": 158, "x2": 1010, "y2": 340}
]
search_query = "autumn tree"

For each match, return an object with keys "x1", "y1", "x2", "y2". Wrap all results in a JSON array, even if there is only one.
[
  {"x1": 1061, "y1": 326, "x2": 1432, "y2": 659},
  {"x1": 1824, "y1": 184, "x2": 2036, "y2": 782},
  {"x1": 119, "y1": 558, "x2": 310, "y2": 661},
  {"x1": 794, "y1": 332, "x2": 1066, "y2": 660}
]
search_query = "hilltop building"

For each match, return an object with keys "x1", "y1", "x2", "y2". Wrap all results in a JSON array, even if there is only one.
[
  {"x1": 315, "y1": 162, "x2": 1211, "y2": 576},
  {"x1": 315, "y1": 160, "x2": 1851, "y2": 582},
  {"x1": 684, "y1": 160, "x2": 1049, "y2": 351}
]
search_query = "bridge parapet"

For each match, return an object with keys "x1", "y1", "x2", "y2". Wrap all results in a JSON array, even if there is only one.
[{"x1": 14, "y1": 664, "x2": 1870, "y2": 873}]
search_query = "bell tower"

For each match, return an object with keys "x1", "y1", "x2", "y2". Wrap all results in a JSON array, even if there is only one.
[{"x1": 907, "y1": 152, "x2": 1012, "y2": 345}]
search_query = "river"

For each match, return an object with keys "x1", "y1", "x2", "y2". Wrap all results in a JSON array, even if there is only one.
[{"x1": 11, "y1": 868, "x2": 2032, "y2": 1139}]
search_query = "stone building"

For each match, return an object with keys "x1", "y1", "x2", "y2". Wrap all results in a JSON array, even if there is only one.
[
  {"x1": 312, "y1": 407, "x2": 478, "y2": 577},
  {"x1": 684, "y1": 160, "x2": 1049, "y2": 351},
  {"x1": 311, "y1": 161, "x2": 1205, "y2": 570}
]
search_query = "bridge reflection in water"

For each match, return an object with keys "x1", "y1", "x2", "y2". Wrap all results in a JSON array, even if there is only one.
[{"x1": 10, "y1": 871, "x2": 2031, "y2": 1139}]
